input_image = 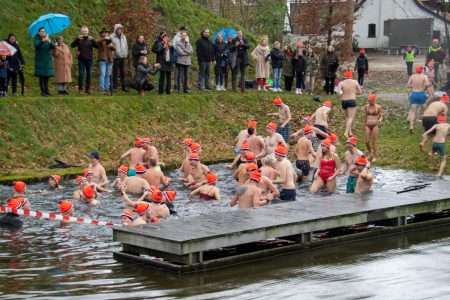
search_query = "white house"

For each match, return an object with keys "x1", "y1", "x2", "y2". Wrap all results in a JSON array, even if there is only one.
[{"x1": 354, "y1": 0, "x2": 446, "y2": 49}]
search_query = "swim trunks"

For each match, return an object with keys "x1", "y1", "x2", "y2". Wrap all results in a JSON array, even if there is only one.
[
  {"x1": 313, "y1": 124, "x2": 328, "y2": 140},
  {"x1": 409, "y1": 92, "x2": 427, "y2": 105},
  {"x1": 280, "y1": 189, "x2": 296, "y2": 201},
  {"x1": 341, "y1": 99, "x2": 357, "y2": 110},
  {"x1": 277, "y1": 123, "x2": 291, "y2": 143},
  {"x1": 432, "y1": 142, "x2": 446, "y2": 157},
  {"x1": 422, "y1": 116, "x2": 438, "y2": 132},
  {"x1": 296, "y1": 160, "x2": 310, "y2": 177},
  {"x1": 346, "y1": 175, "x2": 357, "y2": 193}
]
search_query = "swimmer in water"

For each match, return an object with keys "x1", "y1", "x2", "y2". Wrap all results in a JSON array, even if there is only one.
[
  {"x1": 142, "y1": 137, "x2": 161, "y2": 167},
  {"x1": 190, "y1": 172, "x2": 221, "y2": 200},
  {"x1": 120, "y1": 137, "x2": 146, "y2": 169},
  {"x1": 342, "y1": 136, "x2": 363, "y2": 175},
  {"x1": 87, "y1": 151, "x2": 108, "y2": 188},
  {"x1": 58, "y1": 199, "x2": 74, "y2": 223},
  {"x1": 111, "y1": 165, "x2": 129, "y2": 191},
  {"x1": 364, "y1": 93, "x2": 383, "y2": 162},
  {"x1": 256, "y1": 122, "x2": 286, "y2": 160},
  {"x1": 121, "y1": 164, "x2": 150, "y2": 202},
  {"x1": 74, "y1": 185, "x2": 98, "y2": 205},
  {"x1": 310, "y1": 138, "x2": 341, "y2": 193},
  {"x1": 180, "y1": 140, "x2": 201, "y2": 179},
  {"x1": 120, "y1": 209, "x2": 135, "y2": 226},
  {"x1": 294, "y1": 125, "x2": 316, "y2": 182},
  {"x1": 48, "y1": 175, "x2": 63, "y2": 190},
  {"x1": 260, "y1": 156, "x2": 279, "y2": 182},
  {"x1": 233, "y1": 152, "x2": 257, "y2": 184},
  {"x1": 346, "y1": 155, "x2": 372, "y2": 193},
  {"x1": 230, "y1": 172, "x2": 267, "y2": 209},
  {"x1": 148, "y1": 190, "x2": 175, "y2": 220},
  {"x1": 273, "y1": 143, "x2": 297, "y2": 201},
  {"x1": 0, "y1": 195, "x2": 31, "y2": 228},
  {"x1": 184, "y1": 153, "x2": 209, "y2": 189},
  {"x1": 422, "y1": 114, "x2": 450, "y2": 177},
  {"x1": 268, "y1": 96, "x2": 292, "y2": 143},
  {"x1": 337, "y1": 70, "x2": 362, "y2": 138},
  {"x1": 142, "y1": 159, "x2": 171, "y2": 189},
  {"x1": 311, "y1": 100, "x2": 333, "y2": 139},
  {"x1": 246, "y1": 169, "x2": 279, "y2": 203},
  {"x1": 132, "y1": 202, "x2": 159, "y2": 225},
  {"x1": 407, "y1": 65, "x2": 433, "y2": 133},
  {"x1": 228, "y1": 140, "x2": 250, "y2": 169}
]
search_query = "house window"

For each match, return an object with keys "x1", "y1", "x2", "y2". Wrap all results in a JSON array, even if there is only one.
[{"x1": 368, "y1": 24, "x2": 376, "y2": 38}]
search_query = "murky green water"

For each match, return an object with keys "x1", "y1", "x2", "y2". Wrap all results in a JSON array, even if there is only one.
[{"x1": 1, "y1": 165, "x2": 449, "y2": 299}]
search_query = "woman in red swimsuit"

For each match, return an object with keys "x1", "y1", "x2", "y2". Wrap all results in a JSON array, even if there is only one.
[
  {"x1": 364, "y1": 93, "x2": 383, "y2": 162},
  {"x1": 190, "y1": 172, "x2": 221, "y2": 200},
  {"x1": 310, "y1": 138, "x2": 341, "y2": 193}
]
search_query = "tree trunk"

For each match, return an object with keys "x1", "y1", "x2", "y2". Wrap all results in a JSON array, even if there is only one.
[
  {"x1": 327, "y1": 0, "x2": 333, "y2": 46},
  {"x1": 342, "y1": 0, "x2": 355, "y2": 61}
]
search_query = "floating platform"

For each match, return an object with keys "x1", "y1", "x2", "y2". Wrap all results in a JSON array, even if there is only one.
[{"x1": 113, "y1": 181, "x2": 450, "y2": 274}]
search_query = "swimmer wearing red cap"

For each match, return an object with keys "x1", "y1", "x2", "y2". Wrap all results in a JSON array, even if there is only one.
[
  {"x1": 233, "y1": 153, "x2": 258, "y2": 184},
  {"x1": 273, "y1": 143, "x2": 297, "y2": 201},
  {"x1": 347, "y1": 156, "x2": 374, "y2": 193},
  {"x1": 407, "y1": 65, "x2": 433, "y2": 132},
  {"x1": 121, "y1": 164, "x2": 151, "y2": 202},
  {"x1": 190, "y1": 172, "x2": 221, "y2": 200},
  {"x1": 120, "y1": 137, "x2": 146, "y2": 169},
  {"x1": 310, "y1": 139, "x2": 341, "y2": 193},
  {"x1": 184, "y1": 153, "x2": 210, "y2": 189},
  {"x1": 245, "y1": 169, "x2": 279, "y2": 203},
  {"x1": 294, "y1": 125, "x2": 316, "y2": 182},
  {"x1": 268, "y1": 97, "x2": 292, "y2": 143},
  {"x1": 112, "y1": 165, "x2": 129, "y2": 191},
  {"x1": 422, "y1": 114, "x2": 449, "y2": 177},
  {"x1": 73, "y1": 184, "x2": 98, "y2": 205},
  {"x1": 420, "y1": 94, "x2": 449, "y2": 151},
  {"x1": 256, "y1": 122, "x2": 286, "y2": 160},
  {"x1": 230, "y1": 172, "x2": 267, "y2": 209},
  {"x1": 337, "y1": 70, "x2": 362, "y2": 138},
  {"x1": 48, "y1": 175, "x2": 63, "y2": 190},
  {"x1": 364, "y1": 93, "x2": 383, "y2": 162},
  {"x1": 342, "y1": 136, "x2": 363, "y2": 175}
]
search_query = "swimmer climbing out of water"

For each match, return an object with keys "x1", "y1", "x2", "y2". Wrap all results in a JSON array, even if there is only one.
[
  {"x1": 422, "y1": 114, "x2": 450, "y2": 177},
  {"x1": 294, "y1": 125, "x2": 316, "y2": 182},
  {"x1": 407, "y1": 65, "x2": 433, "y2": 133},
  {"x1": 419, "y1": 93, "x2": 449, "y2": 152},
  {"x1": 190, "y1": 172, "x2": 221, "y2": 200},
  {"x1": 311, "y1": 100, "x2": 333, "y2": 140},
  {"x1": 142, "y1": 137, "x2": 162, "y2": 168},
  {"x1": 364, "y1": 93, "x2": 383, "y2": 162},
  {"x1": 310, "y1": 138, "x2": 341, "y2": 193},
  {"x1": 337, "y1": 70, "x2": 362, "y2": 138},
  {"x1": 233, "y1": 119, "x2": 256, "y2": 156},
  {"x1": 268, "y1": 96, "x2": 291, "y2": 143}
]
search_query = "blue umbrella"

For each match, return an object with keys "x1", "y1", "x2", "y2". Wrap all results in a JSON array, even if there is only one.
[
  {"x1": 214, "y1": 27, "x2": 237, "y2": 43},
  {"x1": 28, "y1": 13, "x2": 71, "y2": 37}
]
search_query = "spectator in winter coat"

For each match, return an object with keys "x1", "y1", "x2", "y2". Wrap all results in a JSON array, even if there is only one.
[
  {"x1": 133, "y1": 56, "x2": 160, "y2": 96},
  {"x1": 97, "y1": 28, "x2": 115, "y2": 93},
  {"x1": 111, "y1": 24, "x2": 129, "y2": 91},
  {"x1": 214, "y1": 34, "x2": 228, "y2": 91},
  {"x1": 152, "y1": 31, "x2": 175, "y2": 94},
  {"x1": 282, "y1": 44, "x2": 294, "y2": 92},
  {"x1": 232, "y1": 31, "x2": 250, "y2": 92},
  {"x1": 354, "y1": 48, "x2": 369, "y2": 86},
  {"x1": 224, "y1": 34, "x2": 236, "y2": 90},
  {"x1": 305, "y1": 47, "x2": 319, "y2": 94},
  {"x1": 175, "y1": 31, "x2": 193, "y2": 93},
  {"x1": 53, "y1": 36, "x2": 72, "y2": 95},
  {"x1": 34, "y1": 27, "x2": 55, "y2": 97},
  {"x1": 196, "y1": 29, "x2": 215, "y2": 90},
  {"x1": 270, "y1": 41, "x2": 284, "y2": 92},
  {"x1": 71, "y1": 26, "x2": 97, "y2": 94},
  {"x1": 0, "y1": 55, "x2": 7, "y2": 97},
  {"x1": 426, "y1": 38, "x2": 446, "y2": 83},
  {"x1": 5, "y1": 34, "x2": 25, "y2": 96},
  {"x1": 293, "y1": 48, "x2": 307, "y2": 95},
  {"x1": 251, "y1": 36, "x2": 271, "y2": 91},
  {"x1": 320, "y1": 45, "x2": 339, "y2": 95},
  {"x1": 132, "y1": 35, "x2": 149, "y2": 70}
]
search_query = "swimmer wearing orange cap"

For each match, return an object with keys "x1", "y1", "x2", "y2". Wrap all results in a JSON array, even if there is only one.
[
  {"x1": 0, "y1": 195, "x2": 31, "y2": 228},
  {"x1": 268, "y1": 96, "x2": 292, "y2": 143},
  {"x1": 422, "y1": 113, "x2": 449, "y2": 177},
  {"x1": 294, "y1": 125, "x2": 316, "y2": 182},
  {"x1": 342, "y1": 136, "x2": 364, "y2": 175},
  {"x1": 184, "y1": 153, "x2": 210, "y2": 189},
  {"x1": 407, "y1": 64, "x2": 433, "y2": 132},
  {"x1": 310, "y1": 138, "x2": 341, "y2": 193},
  {"x1": 120, "y1": 209, "x2": 135, "y2": 226},
  {"x1": 273, "y1": 143, "x2": 297, "y2": 201},
  {"x1": 337, "y1": 69, "x2": 362, "y2": 138},
  {"x1": 230, "y1": 172, "x2": 267, "y2": 209},
  {"x1": 112, "y1": 165, "x2": 129, "y2": 191},
  {"x1": 132, "y1": 201, "x2": 160, "y2": 225},
  {"x1": 246, "y1": 169, "x2": 279, "y2": 203},
  {"x1": 48, "y1": 175, "x2": 63, "y2": 190},
  {"x1": 190, "y1": 172, "x2": 221, "y2": 200},
  {"x1": 364, "y1": 93, "x2": 383, "y2": 162},
  {"x1": 347, "y1": 155, "x2": 374, "y2": 193},
  {"x1": 420, "y1": 93, "x2": 449, "y2": 151},
  {"x1": 120, "y1": 137, "x2": 146, "y2": 169},
  {"x1": 58, "y1": 199, "x2": 74, "y2": 217},
  {"x1": 256, "y1": 121, "x2": 286, "y2": 160}
]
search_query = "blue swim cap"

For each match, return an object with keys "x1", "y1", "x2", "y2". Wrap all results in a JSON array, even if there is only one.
[{"x1": 127, "y1": 169, "x2": 137, "y2": 176}]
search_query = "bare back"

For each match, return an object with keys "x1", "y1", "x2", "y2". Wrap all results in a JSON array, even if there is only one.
[
  {"x1": 407, "y1": 74, "x2": 429, "y2": 92},
  {"x1": 339, "y1": 79, "x2": 361, "y2": 100},
  {"x1": 423, "y1": 101, "x2": 448, "y2": 117}
]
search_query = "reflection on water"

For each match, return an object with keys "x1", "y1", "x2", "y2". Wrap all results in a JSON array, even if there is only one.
[{"x1": 0, "y1": 165, "x2": 449, "y2": 299}]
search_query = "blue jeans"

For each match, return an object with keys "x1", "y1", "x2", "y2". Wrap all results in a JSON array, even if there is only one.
[
  {"x1": 99, "y1": 60, "x2": 112, "y2": 91},
  {"x1": 78, "y1": 59, "x2": 92, "y2": 92},
  {"x1": 273, "y1": 68, "x2": 282, "y2": 89}
]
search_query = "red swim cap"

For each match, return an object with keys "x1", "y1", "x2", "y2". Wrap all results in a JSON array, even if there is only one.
[
  {"x1": 244, "y1": 151, "x2": 256, "y2": 162},
  {"x1": 266, "y1": 122, "x2": 277, "y2": 131},
  {"x1": 250, "y1": 170, "x2": 262, "y2": 182},
  {"x1": 415, "y1": 65, "x2": 423, "y2": 74},
  {"x1": 207, "y1": 172, "x2": 218, "y2": 185},
  {"x1": 344, "y1": 70, "x2": 353, "y2": 79},
  {"x1": 134, "y1": 202, "x2": 150, "y2": 216},
  {"x1": 324, "y1": 100, "x2": 333, "y2": 108},
  {"x1": 7, "y1": 197, "x2": 26, "y2": 210},
  {"x1": 162, "y1": 191, "x2": 176, "y2": 203},
  {"x1": 135, "y1": 164, "x2": 146, "y2": 174},
  {"x1": 58, "y1": 199, "x2": 73, "y2": 214},
  {"x1": 82, "y1": 185, "x2": 95, "y2": 199},
  {"x1": 441, "y1": 94, "x2": 449, "y2": 103},
  {"x1": 273, "y1": 96, "x2": 283, "y2": 106},
  {"x1": 246, "y1": 162, "x2": 259, "y2": 173},
  {"x1": 437, "y1": 114, "x2": 447, "y2": 123},
  {"x1": 275, "y1": 143, "x2": 288, "y2": 157},
  {"x1": 189, "y1": 142, "x2": 202, "y2": 153},
  {"x1": 121, "y1": 209, "x2": 134, "y2": 221},
  {"x1": 118, "y1": 165, "x2": 129, "y2": 174},
  {"x1": 13, "y1": 181, "x2": 26, "y2": 193},
  {"x1": 303, "y1": 125, "x2": 313, "y2": 135},
  {"x1": 346, "y1": 136, "x2": 358, "y2": 146},
  {"x1": 355, "y1": 155, "x2": 368, "y2": 166},
  {"x1": 368, "y1": 93, "x2": 377, "y2": 102},
  {"x1": 247, "y1": 119, "x2": 257, "y2": 129}
]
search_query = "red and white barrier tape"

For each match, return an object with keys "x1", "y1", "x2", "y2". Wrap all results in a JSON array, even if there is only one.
[{"x1": 0, "y1": 205, "x2": 120, "y2": 227}]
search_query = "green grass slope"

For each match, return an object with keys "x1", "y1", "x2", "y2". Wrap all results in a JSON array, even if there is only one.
[{"x1": 0, "y1": 92, "x2": 446, "y2": 182}]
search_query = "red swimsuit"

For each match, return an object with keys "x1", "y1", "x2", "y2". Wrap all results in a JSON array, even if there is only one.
[{"x1": 319, "y1": 159, "x2": 336, "y2": 182}]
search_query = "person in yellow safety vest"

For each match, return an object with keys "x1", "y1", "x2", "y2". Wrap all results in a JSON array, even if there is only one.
[
  {"x1": 403, "y1": 46, "x2": 415, "y2": 77},
  {"x1": 426, "y1": 38, "x2": 446, "y2": 84}
]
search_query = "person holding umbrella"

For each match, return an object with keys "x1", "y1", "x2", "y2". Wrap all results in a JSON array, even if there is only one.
[
  {"x1": 5, "y1": 34, "x2": 25, "y2": 96},
  {"x1": 71, "y1": 26, "x2": 97, "y2": 94},
  {"x1": 34, "y1": 27, "x2": 55, "y2": 97}
]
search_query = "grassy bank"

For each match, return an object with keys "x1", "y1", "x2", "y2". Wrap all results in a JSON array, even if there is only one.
[{"x1": 0, "y1": 91, "x2": 446, "y2": 182}]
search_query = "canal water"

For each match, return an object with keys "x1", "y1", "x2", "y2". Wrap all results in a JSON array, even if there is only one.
[{"x1": 0, "y1": 165, "x2": 449, "y2": 299}]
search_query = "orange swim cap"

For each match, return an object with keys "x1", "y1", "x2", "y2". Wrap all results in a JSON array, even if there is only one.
[
  {"x1": 368, "y1": 93, "x2": 377, "y2": 102},
  {"x1": 321, "y1": 138, "x2": 332, "y2": 148},
  {"x1": 58, "y1": 199, "x2": 73, "y2": 214},
  {"x1": 324, "y1": 100, "x2": 333, "y2": 108},
  {"x1": 275, "y1": 143, "x2": 288, "y2": 157},
  {"x1": 7, "y1": 197, "x2": 26, "y2": 210},
  {"x1": 121, "y1": 209, "x2": 134, "y2": 221},
  {"x1": 240, "y1": 140, "x2": 250, "y2": 151},
  {"x1": 266, "y1": 122, "x2": 277, "y2": 131},
  {"x1": 303, "y1": 125, "x2": 313, "y2": 135},
  {"x1": 162, "y1": 191, "x2": 176, "y2": 203},
  {"x1": 244, "y1": 151, "x2": 256, "y2": 162},
  {"x1": 346, "y1": 136, "x2": 358, "y2": 146},
  {"x1": 182, "y1": 138, "x2": 193, "y2": 147},
  {"x1": 135, "y1": 164, "x2": 146, "y2": 174},
  {"x1": 189, "y1": 142, "x2": 202, "y2": 153},
  {"x1": 151, "y1": 190, "x2": 164, "y2": 203},
  {"x1": 250, "y1": 170, "x2": 262, "y2": 182},
  {"x1": 189, "y1": 152, "x2": 200, "y2": 161},
  {"x1": 134, "y1": 202, "x2": 150, "y2": 216},
  {"x1": 415, "y1": 65, "x2": 423, "y2": 74},
  {"x1": 273, "y1": 96, "x2": 283, "y2": 106},
  {"x1": 246, "y1": 162, "x2": 259, "y2": 173},
  {"x1": 329, "y1": 133, "x2": 338, "y2": 143},
  {"x1": 13, "y1": 181, "x2": 26, "y2": 193},
  {"x1": 441, "y1": 94, "x2": 449, "y2": 103},
  {"x1": 207, "y1": 172, "x2": 218, "y2": 185},
  {"x1": 118, "y1": 165, "x2": 129, "y2": 174},
  {"x1": 247, "y1": 119, "x2": 257, "y2": 129},
  {"x1": 50, "y1": 175, "x2": 62, "y2": 186},
  {"x1": 355, "y1": 155, "x2": 369, "y2": 166},
  {"x1": 82, "y1": 185, "x2": 95, "y2": 199},
  {"x1": 135, "y1": 137, "x2": 144, "y2": 147},
  {"x1": 437, "y1": 113, "x2": 448, "y2": 123},
  {"x1": 343, "y1": 70, "x2": 353, "y2": 79}
]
